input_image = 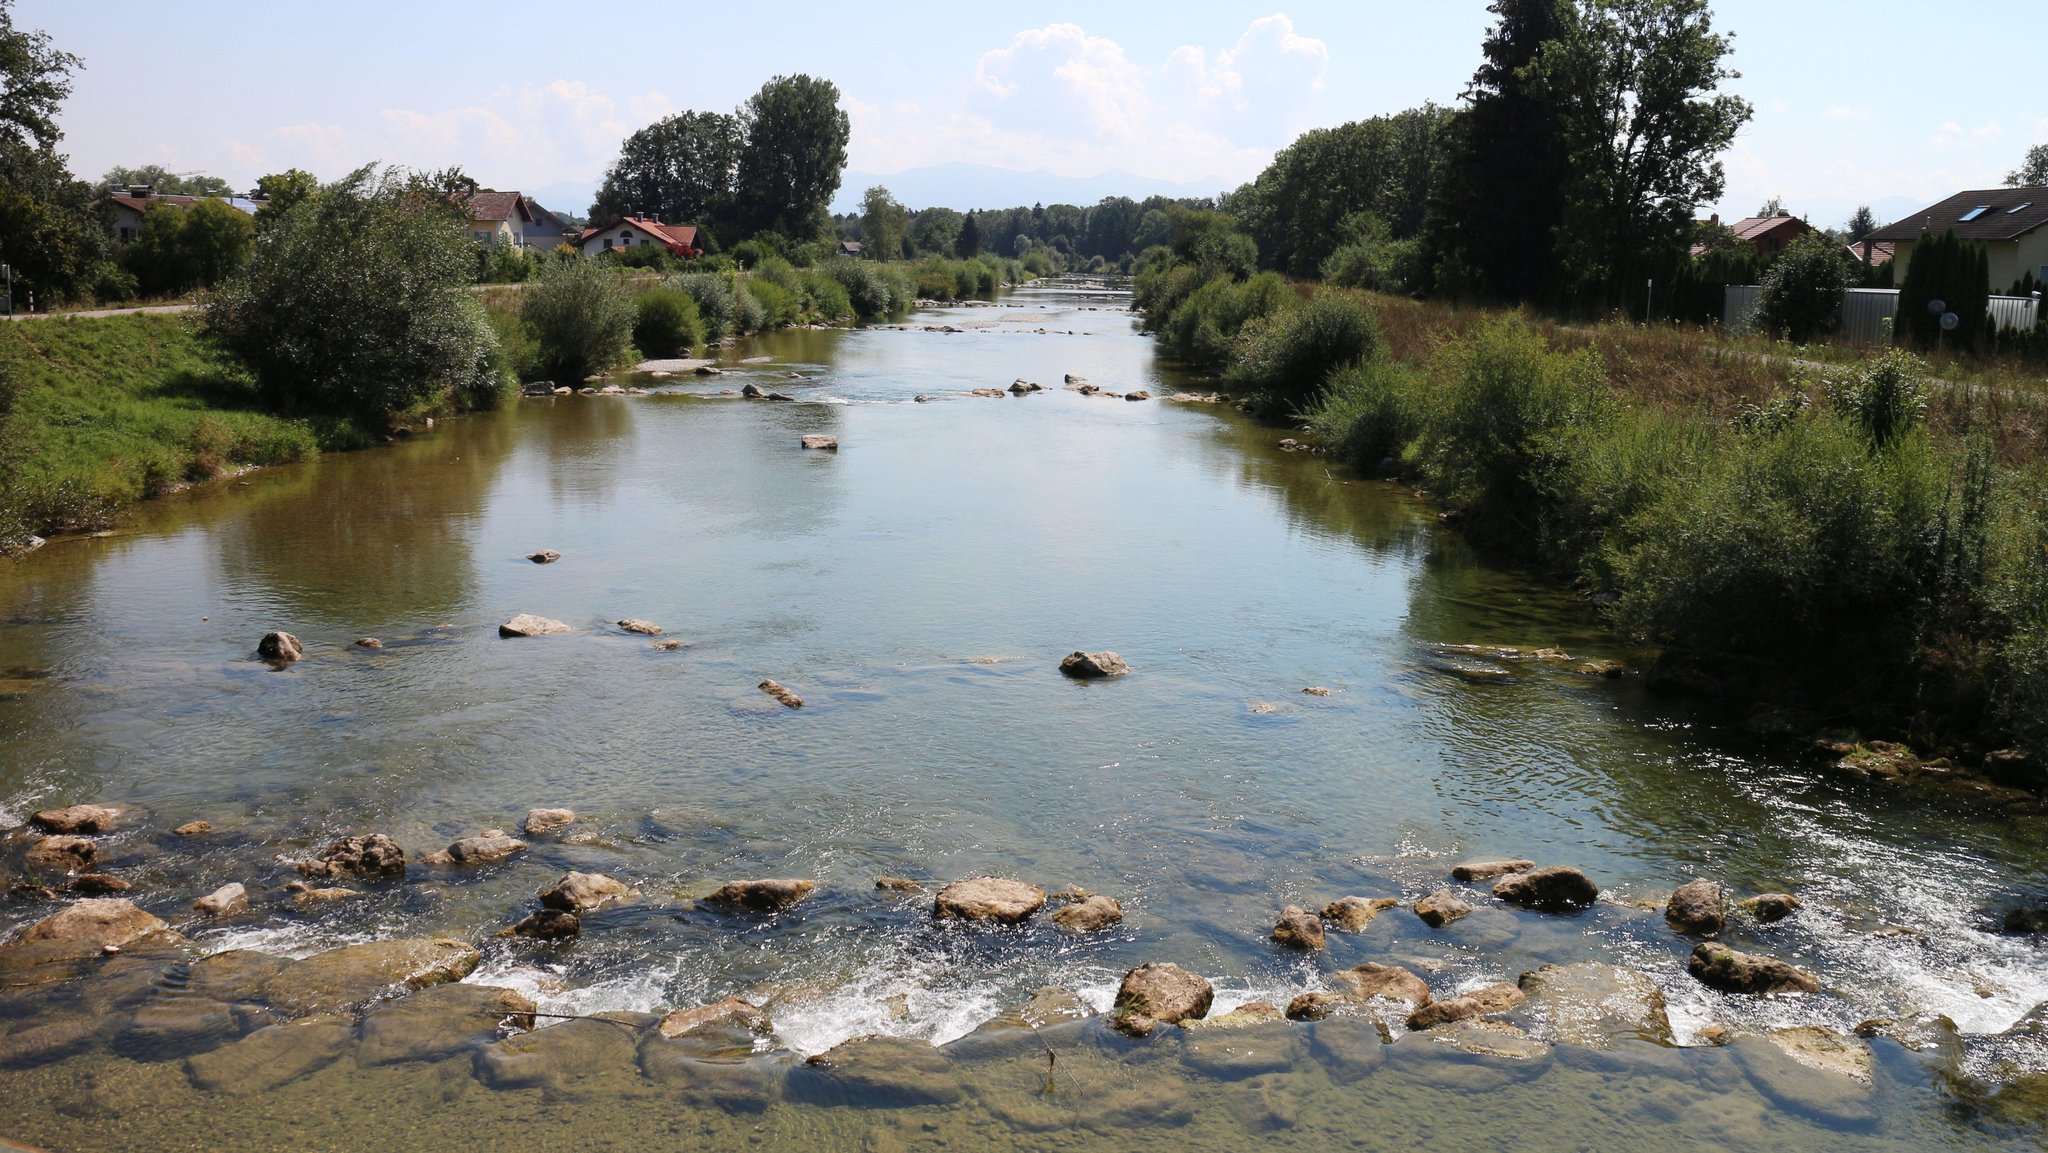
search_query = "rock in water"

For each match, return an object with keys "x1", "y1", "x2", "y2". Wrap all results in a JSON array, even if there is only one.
[
  {"x1": 933, "y1": 877, "x2": 1046, "y2": 924},
  {"x1": 354, "y1": 637, "x2": 383, "y2": 650},
  {"x1": 298, "y1": 833, "x2": 405, "y2": 879},
  {"x1": 800, "y1": 435, "x2": 838, "y2": 450},
  {"x1": 20, "y1": 898, "x2": 168, "y2": 948},
  {"x1": 758, "y1": 679, "x2": 804, "y2": 708},
  {"x1": 1518, "y1": 962, "x2": 1673, "y2": 1048},
  {"x1": 1053, "y1": 894, "x2": 1124, "y2": 932},
  {"x1": 874, "y1": 877, "x2": 923, "y2": 894},
  {"x1": 1322, "y1": 896, "x2": 1401, "y2": 931},
  {"x1": 709, "y1": 879, "x2": 817, "y2": 912},
  {"x1": 1406, "y1": 982, "x2": 1525, "y2": 1030},
  {"x1": 426, "y1": 832, "x2": 526, "y2": 866},
  {"x1": 1492, "y1": 866, "x2": 1600, "y2": 910},
  {"x1": 1687, "y1": 942, "x2": 1821, "y2": 994},
  {"x1": 1666, "y1": 879, "x2": 1727, "y2": 935},
  {"x1": 192, "y1": 883, "x2": 249, "y2": 918},
  {"x1": 185, "y1": 1017, "x2": 354, "y2": 1095},
  {"x1": 510, "y1": 909, "x2": 580, "y2": 939},
  {"x1": 261, "y1": 938, "x2": 481, "y2": 1017},
  {"x1": 658, "y1": 997, "x2": 771, "y2": 1040},
  {"x1": 539, "y1": 871, "x2": 630, "y2": 913},
  {"x1": 30, "y1": 804, "x2": 130, "y2": 835},
  {"x1": 500, "y1": 614, "x2": 572, "y2": 637},
  {"x1": 69, "y1": 874, "x2": 131, "y2": 895},
  {"x1": 523, "y1": 808, "x2": 576, "y2": 836},
  {"x1": 1329, "y1": 962, "x2": 1434, "y2": 1006},
  {"x1": 617, "y1": 619, "x2": 662, "y2": 635},
  {"x1": 740, "y1": 382, "x2": 765, "y2": 398},
  {"x1": 526, "y1": 550, "x2": 561, "y2": 564},
  {"x1": 1125, "y1": 390, "x2": 1150, "y2": 401},
  {"x1": 1272, "y1": 905, "x2": 1326, "y2": 950},
  {"x1": 25, "y1": 835, "x2": 96, "y2": 874},
  {"x1": 257, "y1": 631, "x2": 303, "y2": 662},
  {"x1": 1451, "y1": 859, "x2": 1535, "y2": 882},
  {"x1": 1064, "y1": 374, "x2": 1087, "y2": 384},
  {"x1": 1059, "y1": 651, "x2": 1129, "y2": 678},
  {"x1": 1113, "y1": 962, "x2": 1213, "y2": 1035},
  {"x1": 357, "y1": 984, "x2": 536, "y2": 1066},
  {"x1": 172, "y1": 820, "x2": 213, "y2": 837},
  {"x1": 1415, "y1": 889, "x2": 1472, "y2": 927},
  {"x1": 1744, "y1": 892, "x2": 1803, "y2": 923}
]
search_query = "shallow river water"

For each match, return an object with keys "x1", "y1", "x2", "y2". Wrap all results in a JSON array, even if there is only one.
[{"x1": 3, "y1": 281, "x2": 2047, "y2": 1151}]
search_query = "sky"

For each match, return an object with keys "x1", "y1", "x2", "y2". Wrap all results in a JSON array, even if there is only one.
[{"x1": 25, "y1": 1, "x2": 2048, "y2": 230}]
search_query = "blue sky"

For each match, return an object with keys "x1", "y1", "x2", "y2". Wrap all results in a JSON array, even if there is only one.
[{"x1": 28, "y1": 1, "x2": 2046, "y2": 229}]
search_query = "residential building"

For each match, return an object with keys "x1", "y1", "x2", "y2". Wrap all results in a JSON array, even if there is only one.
[
  {"x1": 1864, "y1": 187, "x2": 2048, "y2": 290},
  {"x1": 576, "y1": 218, "x2": 701, "y2": 258},
  {"x1": 838, "y1": 239, "x2": 862, "y2": 258},
  {"x1": 1692, "y1": 210, "x2": 1813, "y2": 258},
  {"x1": 106, "y1": 188, "x2": 259, "y2": 241}
]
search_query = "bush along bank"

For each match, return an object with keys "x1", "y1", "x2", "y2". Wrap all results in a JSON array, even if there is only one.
[{"x1": 1139, "y1": 278, "x2": 2048, "y2": 782}]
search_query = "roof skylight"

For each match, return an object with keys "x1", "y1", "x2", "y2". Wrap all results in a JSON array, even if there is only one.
[{"x1": 1960, "y1": 206, "x2": 1991, "y2": 221}]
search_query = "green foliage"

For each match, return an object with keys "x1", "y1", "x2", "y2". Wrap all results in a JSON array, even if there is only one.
[
  {"x1": 1897, "y1": 229, "x2": 1991, "y2": 351},
  {"x1": 820, "y1": 257, "x2": 910, "y2": 318},
  {"x1": 1822, "y1": 349, "x2": 1926, "y2": 449},
  {"x1": 1158, "y1": 272, "x2": 1292, "y2": 366},
  {"x1": 860, "y1": 187, "x2": 909, "y2": 263},
  {"x1": 743, "y1": 276, "x2": 796, "y2": 328},
  {"x1": 801, "y1": 269, "x2": 853, "y2": 321},
  {"x1": 1304, "y1": 359, "x2": 1423, "y2": 465},
  {"x1": 1320, "y1": 212, "x2": 1423, "y2": 294},
  {"x1": 956, "y1": 211, "x2": 981, "y2": 258},
  {"x1": 910, "y1": 206, "x2": 963, "y2": 256},
  {"x1": 734, "y1": 74, "x2": 849, "y2": 240},
  {"x1": 477, "y1": 243, "x2": 538, "y2": 284},
  {"x1": 206, "y1": 165, "x2": 507, "y2": 419},
  {"x1": 0, "y1": 4, "x2": 105, "y2": 306},
  {"x1": 2007, "y1": 143, "x2": 2048, "y2": 188},
  {"x1": 100, "y1": 164, "x2": 232, "y2": 197},
  {"x1": 1752, "y1": 230, "x2": 1852, "y2": 342},
  {"x1": 521, "y1": 258, "x2": 636, "y2": 382},
  {"x1": 252, "y1": 169, "x2": 317, "y2": 230},
  {"x1": 124, "y1": 198, "x2": 254, "y2": 295},
  {"x1": 1225, "y1": 288, "x2": 1383, "y2": 412},
  {"x1": 594, "y1": 110, "x2": 740, "y2": 234},
  {"x1": 632, "y1": 286, "x2": 704, "y2": 358},
  {"x1": 1232, "y1": 104, "x2": 1455, "y2": 277}
]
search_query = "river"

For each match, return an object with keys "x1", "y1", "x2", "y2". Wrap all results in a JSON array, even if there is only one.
[{"x1": 1, "y1": 280, "x2": 2045, "y2": 1150}]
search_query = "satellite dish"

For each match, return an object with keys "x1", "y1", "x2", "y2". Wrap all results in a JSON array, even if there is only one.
[
  {"x1": 1940, "y1": 312, "x2": 1960, "y2": 331},
  {"x1": 1928, "y1": 298, "x2": 1947, "y2": 315}
]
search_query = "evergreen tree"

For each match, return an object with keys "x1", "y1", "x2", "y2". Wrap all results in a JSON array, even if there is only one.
[
  {"x1": 956, "y1": 210, "x2": 981, "y2": 258},
  {"x1": 1846, "y1": 205, "x2": 1878, "y2": 242}
]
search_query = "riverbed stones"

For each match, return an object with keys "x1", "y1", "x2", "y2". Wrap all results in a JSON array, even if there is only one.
[
  {"x1": 1731, "y1": 1029, "x2": 1877, "y2": 1128},
  {"x1": 358, "y1": 983, "x2": 537, "y2": 1065},
  {"x1": 1007, "y1": 379, "x2": 1041, "y2": 394},
  {"x1": 425, "y1": 831, "x2": 526, "y2": 866},
  {"x1": 186, "y1": 1016, "x2": 354, "y2": 1094},
  {"x1": 523, "y1": 808, "x2": 575, "y2": 836},
  {"x1": 474, "y1": 1011, "x2": 656, "y2": 1098},
  {"x1": 191, "y1": 883, "x2": 248, "y2": 918},
  {"x1": 797, "y1": 1033, "x2": 963, "y2": 1107},
  {"x1": 1492, "y1": 866, "x2": 1600, "y2": 910},
  {"x1": 1053, "y1": 894, "x2": 1124, "y2": 932},
  {"x1": 262, "y1": 938, "x2": 481, "y2": 1017},
  {"x1": 31, "y1": 804, "x2": 133, "y2": 835},
  {"x1": 1322, "y1": 896, "x2": 1400, "y2": 932},
  {"x1": 510, "y1": 909, "x2": 580, "y2": 939},
  {"x1": 540, "y1": 871, "x2": 630, "y2": 913},
  {"x1": 1743, "y1": 892, "x2": 1803, "y2": 923},
  {"x1": 1415, "y1": 890, "x2": 1472, "y2": 927},
  {"x1": 25, "y1": 835, "x2": 96, "y2": 874},
  {"x1": 1059, "y1": 651, "x2": 1129, "y2": 678},
  {"x1": 800, "y1": 435, "x2": 838, "y2": 450},
  {"x1": 1518, "y1": 962, "x2": 1673, "y2": 1047},
  {"x1": 933, "y1": 877, "x2": 1046, "y2": 924},
  {"x1": 284, "y1": 882, "x2": 361, "y2": 907},
  {"x1": 1406, "y1": 982, "x2": 1525, "y2": 1031},
  {"x1": 257, "y1": 631, "x2": 303, "y2": 662},
  {"x1": 526, "y1": 550, "x2": 561, "y2": 564},
  {"x1": 19, "y1": 899, "x2": 167, "y2": 948},
  {"x1": 709, "y1": 878, "x2": 816, "y2": 912},
  {"x1": 1666, "y1": 879, "x2": 1728, "y2": 935},
  {"x1": 1687, "y1": 942, "x2": 1821, "y2": 995},
  {"x1": 69, "y1": 873, "x2": 131, "y2": 894},
  {"x1": 1330, "y1": 962, "x2": 1434, "y2": 1008},
  {"x1": 1451, "y1": 859, "x2": 1534, "y2": 882},
  {"x1": 299, "y1": 833, "x2": 405, "y2": 879},
  {"x1": 172, "y1": 820, "x2": 212, "y2": 837},
  {"x1": 118, "y1": 994, "x2": 237, "y2": 1056},
  {"x1": 874, "y1": 876, "x2": 923, "y2": 894},
  {"x1": 741, "y1": 383, "x2": 765, "y2": 398},
  {"x1": 1113, "y1": 962, "x2": 1213, "y2": 1035},
  {"x1": 758, "y1": 679, "x2": 803, "y2": 708},
  {"x1": 1125, "y1": 390, "x2": 1150, "y2": 401},
  {"x1": 0, "y1": 1015, "x2": 103, "y2": 1068},
  {"x1": 499, "y1": 614, "x2": 571, "y2": 637},
  {"x1": 657, "y1": 996, "x2": 771, "y2": 1040},
  {"x1": 1272, "y1": 905, "x2": 1326, "y2": 950},
  {"x1": 616, "y1": 619, "x2": 662, "y2": 636},
  {"x1": 1180, "y1": 1004, "x2": 1297, "y2": 1079}
]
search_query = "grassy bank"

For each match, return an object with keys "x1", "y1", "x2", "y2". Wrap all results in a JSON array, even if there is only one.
[
  {"x1": 1138, "y1": 275, "x2": 2048, "y2": 761},
  {"x1": 0, "y1": 313, "x2": 320, "y2": 544}
]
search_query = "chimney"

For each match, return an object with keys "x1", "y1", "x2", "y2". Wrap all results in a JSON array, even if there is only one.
[{"x1": 1709, "y1": 213, "x2": 1719, "y2": 225}]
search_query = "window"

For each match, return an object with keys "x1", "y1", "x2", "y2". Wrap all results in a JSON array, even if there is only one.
[
  {"x1": 1959, "y1": 206, "x2": 1991, "y2": 221},
  {"x1": 603, "y1": 237, "x2": 613, "y2": 249},
  {"x1": 2010, "y1": 203, "x2": 2033, "y2": 214}
]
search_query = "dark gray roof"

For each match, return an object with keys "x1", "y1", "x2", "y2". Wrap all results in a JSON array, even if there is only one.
[{"x1": 1867, "y1": 186, "x2": 2048, "y2": 243}]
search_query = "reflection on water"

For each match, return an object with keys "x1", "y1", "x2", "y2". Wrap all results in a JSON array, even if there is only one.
[{"x1": 1, "y1": 282, "x2": 2045, "y2": 1150}]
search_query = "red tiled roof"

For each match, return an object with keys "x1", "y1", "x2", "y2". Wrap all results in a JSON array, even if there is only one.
[
  {"x1": 583, "y1": 218, "x2": 700, "y2": 252},
  {"x1": 1726, "y1": 214, "x2": 1811, "y2": 243},
  {"x1": 110, "y1": 193, "x2": 204, "y2": 213},
  {"x1": 457, "y1": 190, "x2": 533, "y2": 224}
]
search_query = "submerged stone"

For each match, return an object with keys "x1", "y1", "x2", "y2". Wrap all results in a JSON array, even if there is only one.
[
  {"x1": 523, "y1": 808, "x2": 576, "y2": 835},
  {"x1": 540, "y1": 871, "x2": 630, "y2": 913},
  {"x1": 20, "y1": 898, "x2": 167, "y2": 948},
  {"x1": 1181, "y1": 1005, "x2": 1298, "y2": 1079},
  {"x1": 757, "y1": 679, "x2": 804, "y2": 708},
  {"x1": 709, "y1": 878, "x2": 817, "y2": 912},
  {"x1": 1518, "y1": 961, "x2": 1673, "y2": 1047},
  {"x1": 186, "y1": 1016, "x2": 353, "y2": 1094},
  {"x1": 796, "y1": 1034, "x2": 962, "y2": 1107},
  {"x1": 262, "y1": 938, "x2": 481, "y2": 1017},
  {"x1": 1321, "y1": 896, "x2": 1400, "y2": 932},
  {"x1": 1407, "y1": 982, "x2": 1524, "y2": 1031},
  {"x1": 359, "y1": 983, "x2": 536, "y2": 1065},
  {"x1": 1451, "y1": 859, "x2": 1535, "y2": 883},
  {"x1": 474, "y1": 1013, "x2": 656, "y2": 1098},
  {"x1": 656, "y1": 996, "x2": 770, "y2": 1040},
  {"x1": 0, "y1": 1015, "x2": 103, "y2": 1068},
  {"x1": 425, "y1": 831, "x2": 526, "y2": 866},
  {"x1": 1731, "y1": 1030, "x2": 1878, "y2": 1128},
  {"x1": 1743, "y1": 892, "x2": 1803, "y2": 923},
  {"x1": 192, "y1": 883, "x2": 249, "y2": 918},
  {"x1": 1415, "y1": 889, "x2": 1471, "y2": 927},
  {"x1": 509, "y1": 909, "x2": 580, "y2": 939},
  {"x1": 24, "y1": 835, "x2": 96, "y2": 874}
]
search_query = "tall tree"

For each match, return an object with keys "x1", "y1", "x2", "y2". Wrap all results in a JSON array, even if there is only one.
[
  {"x1": 1236, "y1": 105, "x2": 1454, "y2": 277},
  {"x1": 1846, "y1": 204, "x2": 1878, "y2": 242},
  {"x1": 2008, "y1": 143, "x2": 2048, "y2": 188},
  {"x1": 859, "y1": 186, "x2": 908, "y2": 262},
  {"x1": 910, "y1": 206, "x2": 962, "y2": 255},
  {"x1": 1427, "y1": 0, "x2": 1572, "y2": 302},
  {"x1": 593, "y1": 111, "x2": 740, "y2": 232},
  {"x1": 0, "y1": 0, "x2": 105, "y2": 304},
  {"x1": 1536, "y1": 0, "x2": 1753, "y2": 297},
  {"x1": 253, "y1": 168, "x2": 318, "y2": 231},
  {"x1": 956, "y1": 209, "x2": 981, "y2": 258},
  {"x1": 99, "y1": 164, "x2": 233, "y2": 197},
  {"x1": 734, "y1": 75, "x2": 848, "y2": 241}
]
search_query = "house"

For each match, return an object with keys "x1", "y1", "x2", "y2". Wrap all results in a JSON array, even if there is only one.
[
  {"x1": 456, "y1": 190, "x2": 558, "y2": 250},
  {"x1": 1864, "y1": 187, "x2": 2048, "y2": 290},
  {"x1": 106, "y1": 188, "x2": 259, "y2": 241},
  {"x1": 1849, "y1": 239, "x2": 1896, "y2": 268},
  {"x1": 576, "y1": 217, "x2": 701, "y2": 258},
  {"x1": 522, "y1": 200, "x2": 572, "y2": 252},
  {"x1": 838, "y1": 239, "x2": 862, "y2": 258},
  {"x1": 1692, "y1": 210, "x2": 1813, "y2": 258}
]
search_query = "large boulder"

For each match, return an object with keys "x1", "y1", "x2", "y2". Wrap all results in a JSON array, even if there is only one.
[
  {"x1": 523, "y1": 808, "x2": 576, "y2": 835},
  {"x1": 1415, "y1": 890, "x2": 1472, "y2": 927},
  {"x1": 20, "y1": 898, "x2": 168, "y2": 948},
  {"x1": 499, "y1": 614, "x2": 572, "y2": 637},
  {"x1": 1665, "y1": 879, "x2": 1727, "y2": 935},
  {"x1": 358, "y1": 983, "x2": 537, "y2": 1065},
  {"x1": 298, "y1": 833, "x2": 405, "y2": 879},
  {"x1": 1406, "y1": 982, "x2": 1525, "y2": 1031},
  {"x1": 1052, "y1": 894, "x2": 1124, "y2": 932},
  {"x1": 186, "y1": 1017, "x2": 354, "y2": 1095},
  {"x1": 1687, "y1": 942, "x2": 1821, "y2": 994},
  {"x1": 1322, "y1": 896, "x2": 1400, "y2": 932},
  {"x1": 509, "y1": 910, "x2": 580, "y2": 939},
  {"x1": 708, "y1": 879, "x2": 817, "y2": 912},
  {"x1": 30, "y1": 803, "x2": 134, "y2": 835},
  {"x1": 1272, "y1": 905, "x2": 1326, "y2": 950},
  {"x1": 1112, "y1": 962, "x2": 1213, "y2": 1035},
  {"x1": 540, "y1": 871, "x2": 631, "y2": 913},
  {"x1": 933, "y1": 877, "x2": 1046, "y2": 924},
  {"x1": 1329, "y1": 962, "x2": 1433, "y2": 1007},
  {"x1": 25, "y1": 835, "x2": 96, "y2": 874},
  {"x1": 1518, "y1": 962, "x2": 1673, "y2": 1047},
  {"x1": 257, "y1": 631, "x2": 303, "y2": 662},
  {"x1": 261, "y1": 938, "x2": 480, "y2": 1017},
  {"x1": 1452, "y1": 859, "x2": 1535, "y2": 882},
  {"x1": 424, "y1": 831, "x2": 527, "y2": 866},
  {"x1": 1059, "y1": 651, "x2": 1129, "y2": 679},
  {"x1": 1492, "y1": 866, "x2": 1600, "y2": 910}
]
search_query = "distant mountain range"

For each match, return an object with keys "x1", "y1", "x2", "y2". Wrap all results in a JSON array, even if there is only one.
[{"x1": 830, "y1": 164, "x2": 1230, "y2": 213}]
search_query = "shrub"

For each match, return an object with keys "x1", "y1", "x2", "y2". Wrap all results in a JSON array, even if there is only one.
[
  {"x1": 801, "y1": 270, "x2": 852, "y2": 321},
  {"x1": 1160, "y1": 272, "x2": 1292, "y2": 366},
  {"x1": 1304, "y1": 359, "x2": 1422, "y2": 466},
  {"x1": 521, "y1": 258, "x2": 636, "y2": 382},
  {"x1": 821, "y1": 258, "x2": 904, "y2": 319},
  {"x1": 206, "y1": 165, "x2": 506, "y2": 420},
  {"x1": 744, "y1": 277, "x2": 795, "y2": 328},
  {"x1": 633, "y1": 286, "x2": 704, "y2": 358},
  {"x1": 675, "y1": 272, "x2": 744, "y2": 338},
  {"x1": 1823, "y1": 349, "x2": 1926, "y2": 449},
  {"x1": 479, "y1": 244, "x2": 538, "y2": 284},
  {"x1": 1225, "y1": 288, "x2": 1382, "y2": 412},
  {"x1": 1752, "y1": 230, "x2": 1852, "y2": 342}
]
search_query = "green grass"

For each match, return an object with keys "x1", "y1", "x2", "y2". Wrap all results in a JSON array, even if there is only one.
[{"x1": 0, "y1": 313, "x2": 319, "y2": 533}]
